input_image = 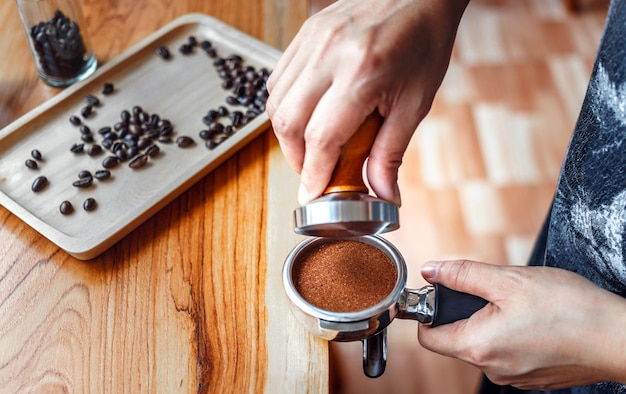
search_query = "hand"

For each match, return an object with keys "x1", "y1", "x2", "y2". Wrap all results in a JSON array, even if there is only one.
[
  {"x1": 266, "y1": 0, "x2": 468, "y2": 205},
  {"x1": 418, "y1": 260, "x2": 626, "y2": 390}
]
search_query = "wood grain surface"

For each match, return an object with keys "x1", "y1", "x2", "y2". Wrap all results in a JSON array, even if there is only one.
[{"x1": 0, "y1": 1, "x2": 326, "y2": 393}]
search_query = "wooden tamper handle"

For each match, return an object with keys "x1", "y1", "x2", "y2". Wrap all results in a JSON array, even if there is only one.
[{"x1": 323, "y1": 110, "x2": 384, "y2": 195}]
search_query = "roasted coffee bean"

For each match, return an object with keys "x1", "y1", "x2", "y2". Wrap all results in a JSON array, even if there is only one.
[
  {"x1": 205, "y1": 140, "x2": 217, "y2": 150},
  {"x1": 128, "y1": 123, "x2": 142, "y2": 135},
  {"x1": 98, "y1": 126, "x2": 112, "y2": 135},
  {"x1": 156, "y1": 45, "x2": 171, "y2": 60},
  {"x1": 87, "y1": 144, "x2": 103, "y2": 156},
  {"x1": 80, "y1": 125, "x2": 91, "y2": 135},
  {"x1": 128, "y1": 154, "x2": 148, "y2": 169},
  {"x1": 205, "y1": 47, "x2": 217, "y2": 58},
  {"x1": 78, "y1": 170, "x2": 92, "y2": 179},
  {"x1": 221, "y1": 79, "x2": 233, "y2": 90},
  {"x1": 158, "y1": 136, "x2": 172, "y2": 144},
  {"x1": 200, "y1": 40, "x2": 212, "y2": 50},
  {"x1": 159, "y1": 125, "x2": 173, "y2": 136},
  {"x1": 179, "y1": 43, "x2": 192, "y2": 54},
  {"x1": 145, "y1": 144, "x2": 160, "y2": 157},
  {"x1": 187, "y1": 36, "x2": 197, "y2": 47},
  {"x1": 72, "y1": 177, "x2": 93, "y2": 188},
  {"x1": 69, "y1": 116, "x2": 82, "y2": 126},
  {"x1": 25, "y1": 159, "x2": 38, "y2": 169},
  {"x1": 224, "y1": 125, "x2": 234, "y2": 136},
  {"x1": 81, "y1": 105, "x2": 93, "y2": 118},
  {"x1": 70, "y1": 143, "x2": 85, "y2": 153},
  {"x1": 31, "y1": 176, "x2": 48, "y2": 192},
  {"x1": 83, "y1": 197, "x2": 97, "y2": 211},
  {"x1": 199, "y1": 130, "x2": 211, "y2": 140},
  {"x1": 137, "y1": 137, "x2": 151, "y2": 150},
  {"x1": 102, "y1": 82, "x2": 114, "y2": 95},
  {"x1": 127, "y1": 146, "x2": 139, "y2": 158},
  {"x1": 209, "y1": 122, "x2": 224, "y2": 133},
  {"x1": 120, "y1": 110, "x2": 131, "y2": 124},
  {"x1": 101, "y1": 139, "x2": 113, "y2": 149},
  {"x1": 102, "y1": 156, "x2": 119, "y2": 169},
  {"x1": 81, "y1": 133, "x2": 94, "y2": 143},
  {"x1": 31, "y1": 149, "x2": 42, "y2": 160},
  {"x1": 157, "y1": 119, "x2": 171, "y2": 129},
  {"x1": 113, "y1": 122, "x2": 126, "y2": 131},
  {"x1": 176, "y1": 136, "x2": 194, "y2": 148},
  {"x1": 59, "y1": 200, "x2": 74, "y2": 215},
  {"x1": 94, "y1": 169, "x2": 111, "y2": 180},
  {"x1": 226, "y1": 96, "x2": 238, "y2": 105},
  {"x1": 115, "y1": 148, "x2": 128, "y2": 161},
  {"x1": 104, "y1": 131, "x2": 119, "y2": 141},
  {"x1": 217, "y1": 106, "x2": 229, "y2": 117},
  {"x1": 83, "y1": 95, "x2": 100, "y2": 106},
  {"x1": 230, "y1": 111, "x2": 243, "y2": 127}
]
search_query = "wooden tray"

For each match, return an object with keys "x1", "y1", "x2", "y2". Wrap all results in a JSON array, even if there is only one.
[{"x1": 0, "y1": 13, "x2": 282, "y2": 260}]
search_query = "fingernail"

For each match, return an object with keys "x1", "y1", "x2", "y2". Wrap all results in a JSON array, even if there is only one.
[
  {"x1": 421, "y1": 261, "x2": 441, "y2": 281},
  {"x1": 392, "y1": 183, "x2": 402, "y2": 207},
  {"x1": 298, "y1": 183, "x2": 312, "y2": 205}
]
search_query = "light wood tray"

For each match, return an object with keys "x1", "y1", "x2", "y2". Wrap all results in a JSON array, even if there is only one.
[{"x1": 0, "y1": 13, "x2": 281, "y2": 260}]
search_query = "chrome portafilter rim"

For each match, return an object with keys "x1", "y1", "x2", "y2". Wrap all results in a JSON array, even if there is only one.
[{"x1": 282, "y1": 235, "x2": 407, "y2": 325}]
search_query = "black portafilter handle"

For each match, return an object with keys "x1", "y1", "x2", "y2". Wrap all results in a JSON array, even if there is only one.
[
  {"x1": 396, "y1": 283, "x2": 488, "y2": 326},
  {"x1": 431, "y1": 284, "x2": 488, "y2": 327}
]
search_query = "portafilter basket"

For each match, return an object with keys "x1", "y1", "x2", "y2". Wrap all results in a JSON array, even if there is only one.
[{"x1": 282, "y1": 235, "x2": 488, "y2": 378}]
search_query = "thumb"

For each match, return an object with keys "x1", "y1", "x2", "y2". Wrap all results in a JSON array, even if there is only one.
[{"x1": 420, "y1": 259, "x2": 499, "y2": 301}]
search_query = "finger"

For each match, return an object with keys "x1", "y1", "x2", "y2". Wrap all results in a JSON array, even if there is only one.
[
  {"x1": 270, "y1": 66, "x2": 332, "y2": 173},
  {"x1": 420, "y1": 259, "x2": 506, "y2": 301},
  {"x1": 366, "y1": 103, "x2": 422, "y2": 206},
  {"x1": 298, "y1": 85, "x2": 377, "y2": 202}
]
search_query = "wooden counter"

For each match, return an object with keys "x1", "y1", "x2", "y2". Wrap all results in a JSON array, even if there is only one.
[{"x1": 0, "y1": 0, "x2": 327, "y2": 392}]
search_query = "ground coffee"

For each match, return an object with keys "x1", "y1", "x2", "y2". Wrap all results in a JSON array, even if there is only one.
[{"x1": 292, "y1": 239, "x2": 398, "y2": 312}]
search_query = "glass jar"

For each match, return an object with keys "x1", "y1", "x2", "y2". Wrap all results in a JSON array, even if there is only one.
[{"x1": 15, "y1": 0, "x2": 97, "y2": 87}]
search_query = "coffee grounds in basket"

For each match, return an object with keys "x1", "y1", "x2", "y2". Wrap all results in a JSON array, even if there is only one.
[{"x1": 292, "y1": 239, "x2": 397, "y2": 312}]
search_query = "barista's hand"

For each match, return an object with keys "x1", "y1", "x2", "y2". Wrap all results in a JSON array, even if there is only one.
[
  {"x1": 417, "y1": 260, "x2": 626, "y2": 390},
  {"x1": 266, "y1": 0, "x2": 468, "y2": 206}
]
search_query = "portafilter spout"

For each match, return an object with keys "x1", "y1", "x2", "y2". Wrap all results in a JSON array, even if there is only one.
[{"x1": 294, "y1": 111, "x2": 399, "y2": 237}]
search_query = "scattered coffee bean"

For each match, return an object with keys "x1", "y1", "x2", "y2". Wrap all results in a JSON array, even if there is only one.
[
  {"x1": 156, "y1": 45, "x2": 171, "y2": 60},
  {"x1": 70, "y1": 116, "x2": 82, "y2": 126},
  {"x1": 81, "y1": 105, "x2": 93, "y2": 118},
  {"x1": 78, "y1": 170, "x2": 92, "y2": 179},
  {"x1": 84, "y1": 95, "x2": 100, "y2": 106},
  {"x1": 81, "y1": 133, "x2": 94, "y2": 143},
  {"x1": 25, "y1": 159, "x2": 38, "y2": 169},
  {"x1": 31, "y1": 176, "x2": 48, "y2": 192},
  {"x1": 31, "y1": 149, "x2": 42, "y2": 160},
  {"x1": 102, "y1": 82, "x2": 114, "y2": 95},
  {"x1": 83, "y1": 197, "x2": 97, "y2": 211},
  {"x1": 102, "y1": 156, "x2": 119, "y2": 169},
  {"x1": 128, "y1": 154, "x2": 148, "y2": 169},
  {"x1": 145, "y1": 144, "x2": 160, "y2": 157},
  {"x1": 94, "y1": 169, "x2": 111, "y2": 180},
  {"x1": 72, "y1": 177, "x2": 93, "y2": 188},
  {"x1": 176, "y1": 136, "x2": 194, "y2": 148},
  {"x1": 59, "y1": 201, "x2": 74, "y2": 215},
  {"x1": 70, "y1": 143, "x2": 85, "y2": 153},
  {"x1": 80, "y1": 125, "x2": 91, "y2": 135},
  {"x1": 87, "y1": 144, "x2": 103, "y2": 156}
]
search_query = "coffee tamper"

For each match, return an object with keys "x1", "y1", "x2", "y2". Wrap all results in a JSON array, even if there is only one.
[
  {"x1": 283, "y1": 111, "x2": 488, "y2": 378},
  {"x1": 293, "y1": 111, "x2": 399, "y2": 238}
]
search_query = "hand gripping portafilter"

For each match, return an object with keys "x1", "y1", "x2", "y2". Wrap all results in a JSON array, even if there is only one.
[
  {"x1": 283, "y1": 111, "x2": 488, "y2": 379},
  {"x1": 293, "y1": 111, "x2": 399, "y2": 237}
]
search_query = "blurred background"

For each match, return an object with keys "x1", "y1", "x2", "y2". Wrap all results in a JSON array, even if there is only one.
[{"x1": 307, "y1": 0, "x2": 610, "y2": 393}]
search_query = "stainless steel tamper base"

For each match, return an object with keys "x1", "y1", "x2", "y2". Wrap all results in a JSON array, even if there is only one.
[{"x1": 293, "y1": 192, "x2": 399, "y2": 237}]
